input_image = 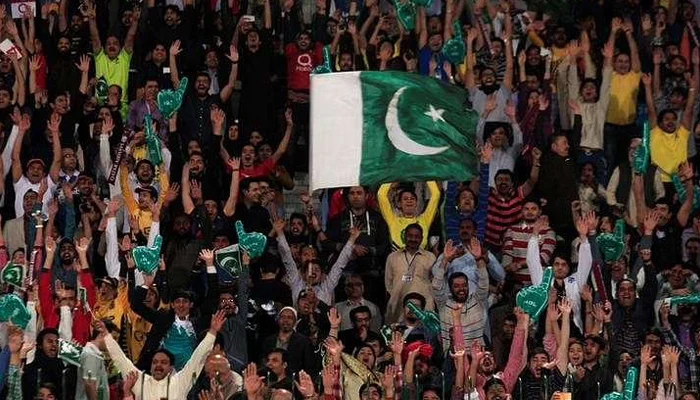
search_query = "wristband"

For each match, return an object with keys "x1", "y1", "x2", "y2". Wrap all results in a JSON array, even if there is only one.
[{"x1": 35, "y1": 224, "x2": 43, "y2": 229}]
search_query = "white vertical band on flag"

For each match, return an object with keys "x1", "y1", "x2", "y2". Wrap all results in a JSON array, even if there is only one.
[{"x1": 310, "y1": 72, "x2": 363, "y2": 191}]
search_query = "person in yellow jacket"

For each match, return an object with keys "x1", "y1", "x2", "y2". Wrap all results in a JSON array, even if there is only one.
[
  {"x1": 643, "y1": 71, "x2": 697, "y2": 182},
  {"x1": 377, "y1": 181, "x2": 441, "y2": 250}
]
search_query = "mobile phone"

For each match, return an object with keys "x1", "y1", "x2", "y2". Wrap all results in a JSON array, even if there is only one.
[
  {"x1": 540, "y1": 48, "x2": 551, "y2": 57},
  {"x1": 243, "y1": 15, "x2": 255, "y2": 22}
]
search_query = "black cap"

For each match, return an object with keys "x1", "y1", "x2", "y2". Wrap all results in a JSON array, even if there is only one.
[
  {"x1": 135, "y1": 185, "x2": 158, "y2": 198},
  {"x1": 97, "y1": 277, "x2": 118, "y2": 288},
  {"x1": 172, "y1": 289, "x2": 194, "y2": 302}
]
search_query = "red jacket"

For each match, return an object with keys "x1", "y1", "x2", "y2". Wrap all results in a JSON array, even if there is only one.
[{"x1": 39, "y1": 268, "x2": 97, "y2": 345}]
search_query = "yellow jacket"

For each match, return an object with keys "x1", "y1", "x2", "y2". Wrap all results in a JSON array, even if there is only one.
[{"x1": 378, "y1": 181, "x2": 441, "y2": 250}]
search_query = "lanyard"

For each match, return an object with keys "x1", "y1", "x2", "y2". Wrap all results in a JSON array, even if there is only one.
[{"x1": 404, "y1": 251, "x2": 419, "y2": 277}]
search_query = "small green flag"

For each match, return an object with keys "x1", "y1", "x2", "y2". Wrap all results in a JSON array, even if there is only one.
[
  {"x1": 215, "y1": 244, "x2": 243, "y2": 280},
  {"x1": 310, "y1": 71, "x2": 478, "y2": 190}
]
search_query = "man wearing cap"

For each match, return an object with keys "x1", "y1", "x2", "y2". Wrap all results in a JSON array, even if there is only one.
[
  {"x1": 10, "y1": 112, "x2": 60, "y2": 217},
  {"x1": 132, "y1": 249, "x2": 220, "y2": 371},
  {"x1": 260, "y1": 307, "x2": 319, "y2": 376}
]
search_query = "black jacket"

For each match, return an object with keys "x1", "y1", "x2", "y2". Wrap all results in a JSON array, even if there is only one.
[
  {"x1": 260, "y1": 332, "x2": 320, "y2": 376},
  {"x1": 21, "y1": 350, "x2": 76, "y2": 400},
  {"x1": 132, "y1": 270, "x2": 219, "y2": 370}
]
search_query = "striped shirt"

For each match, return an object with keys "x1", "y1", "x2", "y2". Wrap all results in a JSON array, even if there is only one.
[
  {"x1": 438, "y1": 265, "x2": 489, "y2": 353},
  {"x1": 502, "y1": 224, "x2": 556, "y2": 285},
  {"x1": 486, "y1": 187, "x2": 526, "y2": 250}
]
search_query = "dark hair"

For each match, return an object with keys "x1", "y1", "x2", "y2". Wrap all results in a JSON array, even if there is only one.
[
  {"x1": 579, "y1": 77, "x2": 599, "y2": 100},
  {"x1": 39, "y1": 382, "x2": 59, "y2": 396},
  {"x1": 359, "y1": 383, "x2": 383, "y2": 398},
  {"x1": 289, "y1": 212, "x2": 308, "y2": 226},
  {"x1": 267, "y1": 347, "x2": 288, "y2": 363},
  {"x1": 403, "y1": 292, "x2": 426, "y2": 308},
  {"x1": 448, "y1": 272, "x2": 469, "y2": 287},
  {"x1": 164, "y1": 4, "x2": 181, "y2": 15},
  {"x1": 494, "y1": 169, "x2": 515, "y2": 181},
  {"x1": 257, "y1": 252, "x2": 281, "y2": 275},
  {"x1": 551, "y1": 247, "x2": 570, "y2": 266},
  {"x1": 457, "y1": 186, "x2": 478, "y2": 208},
  {"x1": 404, "y1": 223, "x2": 423, "y2": 236},
  {"x1": 37, "y1": 328, "x2": 60, "y2": 345},
  {"x1": 343, "y1": 186, "x2": 369, "y2": 204},
  {"x1": 240, "y1": 177, "x2": 258, "y2": 192},
  {"x1": 657, "y1": 109, "x2": 678, "y2": 127},
  {"x1": 530, "y1": 347, "x2": 549, "y2": 361},
  {"x1": 153, "y1": 348, "x2": 176, "y2": 365},
  {"x1": 398, "y1": 188, "x2": 418, "y2": 201},
  {"x1": 350, "y1": 305, "x2": 372, "y2": 322}
]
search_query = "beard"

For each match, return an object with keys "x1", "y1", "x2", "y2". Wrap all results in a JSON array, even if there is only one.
[{"x1": 481, "y1": 83, "x2": 499, "y2": 95}]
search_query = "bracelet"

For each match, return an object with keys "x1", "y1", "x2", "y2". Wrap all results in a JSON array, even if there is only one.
[
  {"x1": 35, "y1": 224, "x2": 43, "y2": 229},
  {"x1": 232, "y1": 169, "x2": 240, "y2": 171}
]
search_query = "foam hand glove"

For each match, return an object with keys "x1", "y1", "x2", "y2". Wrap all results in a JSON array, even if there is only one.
[
  {"x1": 235, "y1": 221, "x2": 267, "y2": 258},
  {"x1": 396, "y1": 0, "x2": 417, "y2": 30},
  {"x1": 442, "y1": 21, "x2": 466, "y2": 65},
  {"x1": 158, "y1": 77, "x2": 188, "y2": 119},
  {"x1": 596, "y1": 219, "x2": 626, "y2": 262},
  {"x1": 144, "y1": 114, "x2": 163, "y2": 165},
  {"x1": 516, "y1": 267, "x2": 553, "y2": 320},
  {"x1": 312, "y1": 46, "x2": 333, "y2": 74},
  {"x1": 673, "y1": 174, "x2": 700, "y2": 210},
  {"x1": 407, "y1": 302, "x2": 441, "y2": 334},
  {"x1": 601, "y1": 367, "x2": 638, "y2": 400},
  {"x1": 132, "y1": 235, "x2": 162, "y2": 274}
]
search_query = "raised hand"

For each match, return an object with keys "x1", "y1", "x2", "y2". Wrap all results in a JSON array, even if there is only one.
[
  {"x1": 170, "y1": 40, "x2": 182, "y2": 58},
  {"x1": 75, "y1": 55, "x2": 91, "y2": 73},
  {"x1": 468, "y1": 237, "x2": 483, "y2": 260},
  {"x1": 327, "y1": 307, "x2": 341, "y2": 328},
  {"x1": 199, "y1": 249, "x2": 215, "y2": 265},
  {"x1": 390, "y1": 331, "x2": 404, "y2": 355},
  {"x1": 244, "y1": 363, "x2": 265, "y2": 397},
  {"x1": 324, "y1": 336, "x2": 344, "y2": 357},
  {"x1": 209, "y1": 309, "x2": 227, "y2": 333},
  {"x1": 443, "y1": 239, "x2": 464, "y2": 262},
  {"x1": 225, "y1": 44, "x2": 239, "y2": 63},
  {"x1": 295, "y1": 370, "x2": 316, "y2": 398},
  {"x1": 123, "y1": 371, "x2": 139, "y2": 393}
]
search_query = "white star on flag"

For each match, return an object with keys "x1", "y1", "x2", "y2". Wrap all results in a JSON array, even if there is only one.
[{"x1": 424, "y1": 104, "x2": 446, "y2": 123}]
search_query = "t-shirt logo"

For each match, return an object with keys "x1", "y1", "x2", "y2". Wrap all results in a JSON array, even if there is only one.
[{"x1": 296, "y1": 53, "x2": 313, "y2": 73}]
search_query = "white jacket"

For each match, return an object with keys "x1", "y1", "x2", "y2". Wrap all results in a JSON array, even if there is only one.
[
  {"x1": 106, "y1": 330, "x2": 215, "y2": 400},
  {"x1": 527, "y1": 236, "x2": 592, "y2": 332}
]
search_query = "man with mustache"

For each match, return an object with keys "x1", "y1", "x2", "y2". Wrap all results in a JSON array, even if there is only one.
[
  {"x1": 98, "y1": 310, "x2": 226, "y2": 400},
  {"x1": 435, "y1": 237, "x2": 489, "y2": 353}
]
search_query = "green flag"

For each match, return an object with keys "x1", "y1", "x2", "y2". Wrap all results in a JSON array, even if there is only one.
[
  {"x1": 310, "y1": 71, "x2": 478, "y2": 190},
  {"x1": 215, "y1": 244, "x2": 243, "y2": 280}
]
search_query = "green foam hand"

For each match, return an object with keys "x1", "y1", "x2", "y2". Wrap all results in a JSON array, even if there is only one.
[
  {"x1": 132, "y1": 235, "x2": 162, "y2": 275},
  {"x1": 157, "y1": 77, "x2": 188, "y2": 119},
  {"x1": 442, "y1": 21, "x2": 466, "y2": 65},
  {"x1": 601, "y1": 367, "x2": 638, "y2": 400},
  {"x1": 1, "y1": 262, "x2": 24, "y2": 289},
  {"x1": 406, "y1": 302, "x2": 441, "y2": 335},
  {"x1": 596, "y1": 219, "x2": 626, "y2": 262},
  {"x1": 0, "y1": 294, "x2": 31, "y2": 329},
  {"x1": 633, "y1": 121, "x2": 651, "y2": 174},
  {"x1": 516, "y1": 267, "x2": 553, "y2": 320},
  {"x1": 144, "y1": 114, "x2": 163, "y2": 165},
  {"x1": 673, "y1": 174, "x2": 700, "y2": 210},
  {"x1": 235, "y1": 221, "x2": 267, "y2": 259},
  {"x1": 669, "y1": 293, "x2": 700, "y2": 306},
  {"x1": 312, "y1": 46, "x2": 333, "y2": 74},
  {"x1": 96, "y1": 77, "x2": 109, "y2": 104},
  {"x1": 396, "y1": 0, "x2": 417, "y2": 30}
]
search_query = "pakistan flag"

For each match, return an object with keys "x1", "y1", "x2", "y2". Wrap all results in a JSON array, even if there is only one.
[{"x1": 310, "y1": 71, "x2": 478, "y2": 190}]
